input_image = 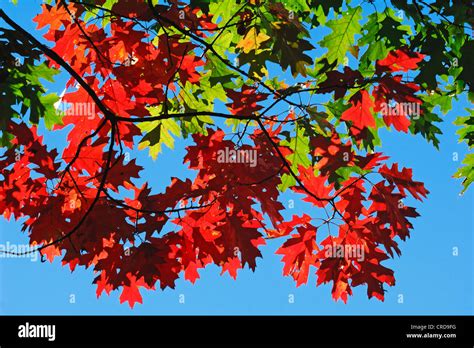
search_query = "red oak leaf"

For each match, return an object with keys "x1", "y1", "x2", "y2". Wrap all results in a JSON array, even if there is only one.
[
  {"x1": 276, "y1": 223, "x2": 318, "y2": 287},
  {"x1": 294, "y1": 165, "x2": 334, "y2": 207},
  {"x1": 378, "y1": 163, "x2": 429, "y2": 200},
  {"x1": 376, "y1": 47, "x2": 426, "y2": 73},
  {"x1": 341, "y1": 90, "x2": 376, "y2": 130},
  {"x1": 226, "y1": 85, "x2": 268, "y2": 116},
  {"x1": 119, "y1": 274, "x2": 148, "y2": 308}
]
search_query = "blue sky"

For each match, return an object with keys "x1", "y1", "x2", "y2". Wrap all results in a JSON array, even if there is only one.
[{"x1": 0, "y1": 0, "x2": 472, "y2": 315}]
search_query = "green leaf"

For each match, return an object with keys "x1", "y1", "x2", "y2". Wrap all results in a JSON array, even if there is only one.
[
  {"x1": 421, "y1": 93, "x2": 452, "y2": 115},
  {"x1": 454, "y1": 153, "x2": 474, "y2": 194},
  {"x1": 209, "y1": 0, "x2": 239, "y2": 24},
  {"x1": 100, "y1": 0, "x2": 121, "y2": 26},
  {"x1": 279, "y1": 0, "x2": 310, "y2": 13},
  {"x1": 205, "y1": 53, "x2": 238, "y2": 87},
  {"x1": 454, "y1": 109, "x2": 474, "y2": 148},
  {"x1": 318, "y1": 6, "x2": 362, "y2": 66},
  {"x1": 279, "y1": 123, "x2": 311, "y2": 191},
  {"x1": 138, "y1": 107, "x2": 182, "y2": 159},
  {"x1": 41, "y1": 93, "x2": 62, "y2": 130}
]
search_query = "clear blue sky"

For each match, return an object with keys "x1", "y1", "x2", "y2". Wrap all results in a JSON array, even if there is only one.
[{"x1": 0, "y1": 0, "x2": 472, "y2": 315}]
